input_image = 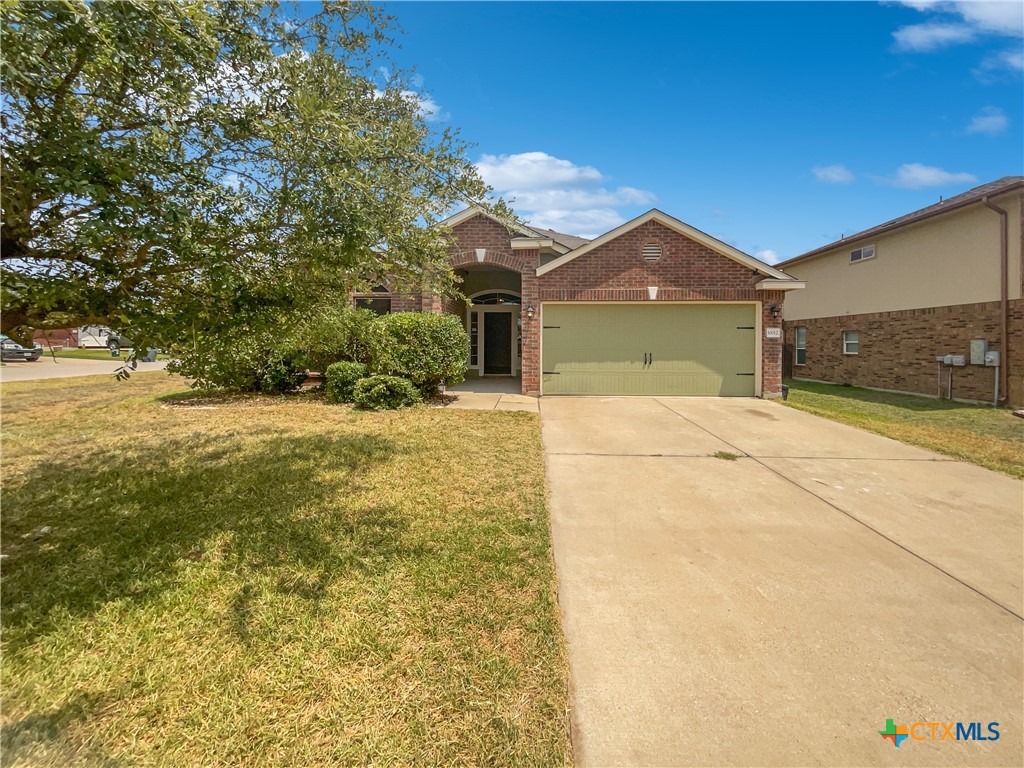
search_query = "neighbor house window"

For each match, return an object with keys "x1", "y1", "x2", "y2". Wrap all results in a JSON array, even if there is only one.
[
  {"x1": 795, "y1": 327, "x2": 807, "y2": 365},
  {"x1": 642, "y1": 243, "x2": 663, "y2": 262},
  {"x1": 354, "y1": 285, "x2": 391, "y2": 315},
  {"x1": 849, "y1": 245, "x2": 875, "y2": 263},
  {"x1": 843, "y1": 330, "x2": 859, "y2": 355}
]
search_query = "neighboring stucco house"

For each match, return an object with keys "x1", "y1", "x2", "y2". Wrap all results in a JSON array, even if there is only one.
[
  {"x1": 360, "y1": 207, "x2": 804, "y2": 397},
  {"x1": 778, "y1": 176, "x2": 1023, "y2": 406}
]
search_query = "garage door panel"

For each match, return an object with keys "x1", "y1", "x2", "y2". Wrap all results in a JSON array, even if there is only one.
[{"x1": 542, "y1": 304, "x2": 756, "y2": 396}]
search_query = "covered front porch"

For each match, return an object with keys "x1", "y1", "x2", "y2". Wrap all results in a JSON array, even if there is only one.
[{"x1": 451, "y1": 264, "x2": 527, "y2": 378}]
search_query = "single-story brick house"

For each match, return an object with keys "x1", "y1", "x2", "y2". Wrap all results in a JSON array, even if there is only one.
[
  {"x1": 358, "y1": 207, "x2": 804, "y2": 397},
  {"x1": 778, "y1": 176, "x2": 1023, "y2": 406}
]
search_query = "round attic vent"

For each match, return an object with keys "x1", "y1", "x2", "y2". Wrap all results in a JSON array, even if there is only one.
[{"x1": 642, "y1": 242, "x2": 663, "y2": 262}]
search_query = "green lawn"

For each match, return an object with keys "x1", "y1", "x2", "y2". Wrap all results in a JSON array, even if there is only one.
[
  {"x1": 39, "y1": 348, "x2": 169, "y2": 361},
  {"x1": 1, "y1": 374, "x2": 570, "y2": 767},
  {"x1": 783, "y1": 379, "x2": 1024, "y2": 478}
]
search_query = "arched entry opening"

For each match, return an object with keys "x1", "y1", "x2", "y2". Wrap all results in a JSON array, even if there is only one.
[{"x1": 455, "y1": 264, "x2": 523, "y2": 377}]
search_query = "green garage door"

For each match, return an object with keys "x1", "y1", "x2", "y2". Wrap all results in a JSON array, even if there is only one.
[{"x1": 542, "y1": 304, "x2": 757, "y2": 396}]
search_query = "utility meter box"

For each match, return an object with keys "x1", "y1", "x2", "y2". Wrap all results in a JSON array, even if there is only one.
[
  {"x1": 984, "y1": 350, "x2": 1000, "y2": 367},
  {"x1": 950, "y1": 355, "x2": 966, "y2": 366},
  {"x1": 970, "y1": 338, "x2": 988, "y2": 365}
]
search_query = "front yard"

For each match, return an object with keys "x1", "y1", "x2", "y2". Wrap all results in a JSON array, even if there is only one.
[
  {"x1": 1, "y1": 374, "x2": 570, "y2": 766},
  {"x1": 783, "y1": 379, "x2": 1024, "y2": 478}
]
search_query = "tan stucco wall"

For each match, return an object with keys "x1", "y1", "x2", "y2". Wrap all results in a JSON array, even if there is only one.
[{"x1": 784, "y1": 190, "x2": 1023, "y2": 321}]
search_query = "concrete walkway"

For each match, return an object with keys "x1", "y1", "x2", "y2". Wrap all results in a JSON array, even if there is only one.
[
  {"x1": 443, "y1": 377, "x2": 538, "y2": 412},
  {"x1": 0, "y1": 357, "x2": 168, "y2": 382},
  {"x1": 542, "y1": 396, "x2": 1023, "y2": 767}
]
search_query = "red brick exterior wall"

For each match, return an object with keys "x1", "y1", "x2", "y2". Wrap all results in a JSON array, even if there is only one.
[
  {"x1": 537, "y1": 221, "x2": 786, "y2": 397},
  {"x1": 33, "y1": 328, "x2": 78, "y2": 347},
  {"x1": 360, "y1": 216, "x2": 787, "y2": 397},
  {"x1": 784, "y1": 298, "x2": 1024, "y2": 405},
  {"x1": 446, "y1": 217, "x2": 540, "y2": 393}
]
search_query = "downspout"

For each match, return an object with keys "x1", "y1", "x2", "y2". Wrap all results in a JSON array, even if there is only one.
[{"x1": 982, "y1": 196, "x2": 1009, "y2": 404}]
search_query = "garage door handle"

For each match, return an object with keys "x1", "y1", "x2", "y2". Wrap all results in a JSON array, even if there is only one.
[{"x1": 649, "y1": 352, "x2": 653, "y2": 366}]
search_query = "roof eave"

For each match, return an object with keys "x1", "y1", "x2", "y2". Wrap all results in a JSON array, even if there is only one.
[
  {"x1": 779, "y1": 179, "x2": 1024, "y2": 269},
  {"x1": 537, "y1": 209, "x2": 794, "y2": 280}
]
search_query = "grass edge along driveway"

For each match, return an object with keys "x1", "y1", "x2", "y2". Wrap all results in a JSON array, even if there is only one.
[
  {"x1": 783, "y1": 379, "x2": 1023, "y2": 478},
  {"x1": 1, "y1": 373, "x2": 571, "y2": 767}
]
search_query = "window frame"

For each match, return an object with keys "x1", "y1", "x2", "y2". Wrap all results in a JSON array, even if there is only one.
[
  {"x1": 353, "y1": 285, "x2": 392, "y2": 316},
  {"x1": 842, "y1": 330, "x2": 859, "y2": 355},
  {"x1": 849, "y1": 244, "x2": 876, "y2": 264},
  {"x1": 794, "y1": 326, "x2": 807, "y2": 366}
]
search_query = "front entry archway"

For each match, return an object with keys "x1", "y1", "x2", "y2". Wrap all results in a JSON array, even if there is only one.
[{"x1": 467, "y1": 290, "x2": 521, "y2": 376}]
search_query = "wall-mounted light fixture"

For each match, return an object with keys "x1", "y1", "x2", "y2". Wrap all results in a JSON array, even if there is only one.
[
  {"x1": 769, "y1": 304, "x2": 782, "y2": 318},
  {"x1": 525, "y1": 305, "x2": 535, "y2": 319}
]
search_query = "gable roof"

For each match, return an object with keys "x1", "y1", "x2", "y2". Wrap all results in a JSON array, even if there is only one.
[
  {"x1": 440, "y1": 206, "x2": 541, "y2": 238},
  {"x1": 522, "y1": 227, "x2": 591, "y2": 250},
  {"x1": 535, "y1": 209, "x2": 799, "y2": 283},
  {"x1": 779, "y1": 175, "x2": 1024, "y2": 268}
]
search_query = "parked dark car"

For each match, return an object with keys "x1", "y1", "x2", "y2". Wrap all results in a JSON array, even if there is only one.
[{"x1": 1, "y1": 334, "x2": 42, "y2": 362}]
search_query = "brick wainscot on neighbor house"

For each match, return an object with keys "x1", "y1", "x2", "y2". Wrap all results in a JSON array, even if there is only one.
[
  {"x1": 778, "y1": 176, "x2": 1023, "y2": 407},
  {"x1": 355, "y1": 207, "x2": 804, "y2": 397}
]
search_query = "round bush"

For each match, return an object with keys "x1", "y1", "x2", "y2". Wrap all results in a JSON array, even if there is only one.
[
  {"x1": 369, "y1": 313, "x2": 469, "y2": 397},
  {"x1": 352, "y1": 375, "x2": 421, "y2": 410},
  {"x1": 324, "y1": 361, "x2": 368, "y2": 403}
]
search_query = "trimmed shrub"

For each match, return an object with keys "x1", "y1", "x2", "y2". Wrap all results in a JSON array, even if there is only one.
[
  {"x1": 168, "y1": 331, "x2": 305, "y2": 393},
  {"x1": 324, "y1": 361, "x2": 368, "y2": 403},
  {"x1": 370, "y1": 313, "x2": 469, "y2": 397},
  {"x1": 292, "y1": 306, "x2": 377, "y2": 373},
  {"x1": 352, "y1": 375, "x2": 420, "y2": 410},
  {"x1": 259, "y1": 354, "x2": 307, "y2": 394}
]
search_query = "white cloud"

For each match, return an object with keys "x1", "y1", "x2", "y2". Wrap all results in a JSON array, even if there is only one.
[
  {"x1": 405, "y1": 91, "x2": 448, "y2": 123},
  {"x1": 477, "y1": 151, "x2": 656, "y2": 237},
  {"x1": 965, "y1": 105, "x2": 1009, "y2": 134},
  {"x1": 892, "y1": 2, "x2": 1023, "y2": 54},
  {"x1": 956, "y1": 1, "x2": 1024, "y2": 36},
  {"x1": 893, "y1": 22, "x2": 977, "y2": 51},
  {"x1": 973, "y1": 47, "x2": 1024, "y2": 80},
  {"x1": 477, "y1": 151, "x2": 604, "y2": 191},
  {"x1": 878, "y1": 163, "x2": 978, "y2": 189},
  {"x1": 755, "y1": 249, "x2": 781, "y2": 265},
  {"x1": 373, "y1": 87, "x2": 449, "y2": 123},
  {"x1": 812, "y1": 164, "x2": 856, "y2": 184}
]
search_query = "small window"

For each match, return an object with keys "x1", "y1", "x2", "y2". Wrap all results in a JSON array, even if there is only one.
[
  {"x1": 795, "y1": 327, "x2": 807, "y2": 365},
  {"x1": 354, "y1": 285, "x2": 392, "y2": 315},
  {"x1": 470, "y1": 292, "x2": 520, "y2": 305},
  {"x1": 843, "y1": 330, "x2": 859, "y2": 355},
  {"x1": 642, "y1": 243, "x2": 663, "y2": 262},
  {"x1": 850, "y1": 245, "x2": 875, "y2": 263}
]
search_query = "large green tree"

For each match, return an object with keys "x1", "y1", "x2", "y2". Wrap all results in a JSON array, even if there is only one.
[{"x1": 1, "y1": 0, "x2": 501, "y2": 350}]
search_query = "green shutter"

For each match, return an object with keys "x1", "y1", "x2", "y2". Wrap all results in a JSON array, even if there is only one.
[{"x1": 542, "y1": 304, "x2": 757, "y2": 396}]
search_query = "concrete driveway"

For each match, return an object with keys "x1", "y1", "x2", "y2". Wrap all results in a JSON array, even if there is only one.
[
  {"x1": 541, "y1": 397, "x2": 1023, "y2": 767},
  {"x1": 0, "y1": 357, "x2": 168, "y2": 382}
]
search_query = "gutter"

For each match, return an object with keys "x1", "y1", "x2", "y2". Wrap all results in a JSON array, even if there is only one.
[{"x1": 981, "y1": 196, "x2": 1009, "y2": 404}]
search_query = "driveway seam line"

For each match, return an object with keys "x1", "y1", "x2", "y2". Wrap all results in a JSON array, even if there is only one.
[{"x1": 652, "y1": 398, "x2": 1024, "y2": 622}]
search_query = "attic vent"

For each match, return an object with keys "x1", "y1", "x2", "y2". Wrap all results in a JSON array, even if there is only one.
[{"x1": 642, "y1": 242, "x2": 663, "y2": 262}]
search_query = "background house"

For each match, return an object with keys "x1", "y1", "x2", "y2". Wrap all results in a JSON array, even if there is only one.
[
  {"x1": 363, "y1": 207, "x2": 803, "y2": 397},
  {"x1": 779, "y1": 176, "x2": 1023, "y2": 406}
]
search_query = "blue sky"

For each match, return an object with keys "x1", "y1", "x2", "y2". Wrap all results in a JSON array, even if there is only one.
[{"x1": 372, "y1": 1, "x2": 1023, "y2": 262}]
